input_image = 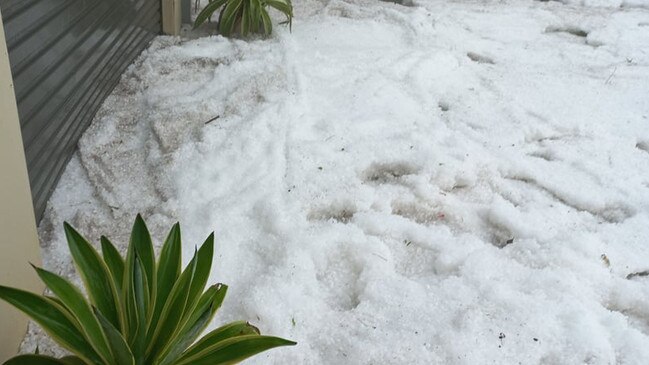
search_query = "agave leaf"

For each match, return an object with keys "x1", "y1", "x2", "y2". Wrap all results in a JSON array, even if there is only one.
[
  {"x1": 145, "y1": 249, "x2": 198, "y2": 360},
  {"x1": 60, "y1": 356, "x2": 88, "y2": 365},
  {"x1": 130, "y1": 254, "x2": 151, "y2": 363},
  {"x1": 152, "y1": 236, "x2": 214, "y2": 361},
  {"x1": 32, "y1": 266, "x2": 113, "y2": 365},
  {"x1": 266, "y1": 0, "x2": 292, "y2": 19},
  {"x1": 260, "y1": 7, "x2": 272, "y2": 35},
  {"x1": 45, "y1": 295, "x2": 74, "y2": 317},
  {"x1": 157, "y1": 303, "x2": 213, "y2": 365},
  {"x1": 150, "y1": 223, "x2": 182, "y2": 335},
  {"x1": 156, "y1": 284, "x2": 227, "y2": 365},
  {"x1": 0, "y1": 286, "x2": 102, "y2": 365},
  {"x1": 194, "y1": 0, "x2": 228, "y2": 28},
  {"x1": 183, "y1": 233, "x2": 214, "y2": 320},
  {"x1": 130, "y1": 215, "x2": 156, "y2": 300},
  {"x1": 63, "y1": 222, "x2": 121, "y2": 329},
  {"x1": 122, "y1": 232, "x2": 137, "y2": 342},
  {"x1": 248, "y1": 0, "x2": 259, "y2": 34},
  {"x1": 185, "y1": 284, "x2": 227, "y2": 333},
  {"x1": 176, "y1": 334, "x2": 296, "y2": 365},
  {"x1": 267, "y1": 0, "x2": 293, "y2": 31},
  {"x1": 122, "y1": 216, "x2": 155, "y2": 346},
  {"x1": 94, "y1": 307, "x2": 135, "y2": 365},
  {"x1": 176, "y1": 321, "x2": 260, "y2": 362},
  {"x1": 3, "y1": 354, "x2": 73, "y2": 365},
  {"x1": 125, "y1": 215, "x2": 156, "y2": 356},
  {"x1": 100, "y1": 236, "x2": 125, "y2": 292},
  {"x1": 219, "y1": 0, "x2": 244, "y2": 36},
  {"x1": 246, "y1": 0, "x2": 256, "y2": 35},
  {"x1": 240, "y1": 1, "x2": 249, "y2": 36},
  {"x1": 256, "y1": 0, "x2": 266, "y2": 33}
]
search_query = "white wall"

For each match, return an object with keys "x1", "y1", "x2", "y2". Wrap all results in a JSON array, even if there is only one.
[{"x1": 0, "y1": 8, "x2": 44, "y2": 362}]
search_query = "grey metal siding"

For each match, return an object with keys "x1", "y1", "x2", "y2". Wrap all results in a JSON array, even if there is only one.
[{"x1": 1, "y1": 0, "x2": 160, "y2": 221}]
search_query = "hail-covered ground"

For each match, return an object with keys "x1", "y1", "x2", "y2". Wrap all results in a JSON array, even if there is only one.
[{"x1": 24, "y1": 0, "x2": 649, "y2": 363}]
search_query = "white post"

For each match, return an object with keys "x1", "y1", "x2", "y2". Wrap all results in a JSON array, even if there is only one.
[{"x1": 162, "y1": 0, "x2": 182, "y2": 35}]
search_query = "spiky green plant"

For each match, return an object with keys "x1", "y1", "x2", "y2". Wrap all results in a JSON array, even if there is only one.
[
  {"x1": 194, "y1": 0, "x2": 293, "y2": 37},
  {"x1": 0, "y1": 215, "x2": 295, "y2": 365}
]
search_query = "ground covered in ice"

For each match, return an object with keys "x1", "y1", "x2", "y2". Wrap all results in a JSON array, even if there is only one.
[{"x1": 24, "y1": 0, "x2": 649, "y2": 363}]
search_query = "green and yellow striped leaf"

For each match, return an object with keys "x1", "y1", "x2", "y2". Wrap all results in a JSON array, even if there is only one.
[
  {"x1": 4, "y1": 354, "x2": 75, "y2": 365},
  {"x1": 130, "y1": 215, "x2": 156, "y2": 300},
  {"x1": 145, "y1": 249, "x2": 198, "y2": 360},
  {"x1": 0, "y1": 286, "x2": 102, "y2": 365},
  {"x1": 94, "y1": 307, "x2": 135, "y2": 365},
  {"x1": 177, "y1": 321, "x2": 260, "y2": 361},
  {"x1": 157, "y1": 284, "x2": 227, "y2": 365},
  {"x1": 194, "y1": 0, "x2": 229, "y2": 28},
  {"x1": 176, "y1": 334, "x2": 296, "y2": 365},
  {"x1": 183, "y1": 233, "x2": 214, "y2": 321},
  {"x1": 32, "y1": 266, "x2": 113, "y2": 365},
  {"x1": 64, "y1": 222, "x2": 121, "y2": 330},
  {"x1": 100, "y1": 236, "x2": 125, "y2": 293},
  {"x1": 149, "y1": 223, "x2": 182, "y2": 336}
]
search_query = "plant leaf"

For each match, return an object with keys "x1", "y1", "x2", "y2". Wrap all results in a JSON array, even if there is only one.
[
  {"x1": 156, "y1": 284, "x2": 227, "y2": 365},
  {"x1": 268, "y1": 0, "x2": 293, "y2": 31},
  {"x1": 219, "y1": 0, "x2": 244, "y2": 36},
  {"x1": 194, "y1": 0, "x2": 229, "y2": 28},
  {"x1": 183, "y1": 233, "x2": 214, "y2": 321},
  {"x1": 149, "y1": 223, "x2": 182, "y2": 336},
  {"x1": 266, "y1": 0, "x2": 292, "y2": 19},
  {"x1": 177, "y1": 321, "x2": 260, "y2": 361},
  {"x1": 122, "y1": 232, "x2": 137, "y2": 342},
  {"x1": 260, "y1": 7, "x2": 272, "y2": 35},
  {"x1": 94, "y1": 307, "x2": 135, "y2": 365},
  {"x1": 247, "y1": 0, "x2": 259, "y2": 34},
  {"x1": 153, "y1": 234, "x2": 214, "y2": 362},
  {"x1": 240, "y1": 0, "x2": 249, "y2": 36},
  {"x1": 145, "y1": 249, "x2": 198, "y2": 360},
  {"x1": 60, "y1": 356, "x2": 88, "y2": 365},
  {"x1": 185, "y1": 284, "x2": 227, "y2": 334},
  {"x1": 0, "y1": 286, "x2": 102, "y2": 365},
  {"x1": 130, "y1": 215, "x2": 155, "y2": 301},
  {"x1": 64, "y1": 222, "x2": 121, "y2": 329},
  {"x1": 100, "y1": 236, "x2": 125, "y2": 292},
  {"x1": 131, "y1": 254, "x2": 151, "y2": 363},
  {"x1": 32, "y1": 266, "x2": 113, "y2": 365},
  {"x1": 45, "y1": 295, "x2": 73, "y2": 317},
  {"x1": 176, "y1": 334, "x2": 296, "y2": 365},
  {"x1": 122, "y1": 214, "x2": 155, "y2": 348},
  {"x1": 4, "y1": 354, "x2": 71, "y2": 365}
]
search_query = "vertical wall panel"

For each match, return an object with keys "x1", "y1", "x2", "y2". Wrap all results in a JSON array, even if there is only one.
[
  {"x1": 0, "y1": 0, "x2": 161, "y2": 221},
  {"x1": 0, "y1": 8, "x2": 43, "y2": 360}
]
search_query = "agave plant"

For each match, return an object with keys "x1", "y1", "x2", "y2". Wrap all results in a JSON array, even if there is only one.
[
  {"x1": 194, "y1": 0, "x2": 293, "y2": 37},
  {"x1": 0, "y1": 215, "x2": 295, "y2": 365}
]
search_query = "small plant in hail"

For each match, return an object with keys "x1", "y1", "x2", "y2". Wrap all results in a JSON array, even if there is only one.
[
  {"x1": 0, "y1": 215, "x2": 295, "y2": 365},
  {"x1": 194, "y1": 0, "x2": 293, "y2": 37}
]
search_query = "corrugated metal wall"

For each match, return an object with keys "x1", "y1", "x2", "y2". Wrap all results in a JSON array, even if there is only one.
[{"x1": 1, "y1": 0, "x2": 161, "y2": 221}]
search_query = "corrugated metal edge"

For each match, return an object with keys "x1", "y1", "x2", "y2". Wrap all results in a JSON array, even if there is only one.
[
  {"x1": 32, "y1": 23, "x2": 159, "y2": 216},
  {"x1": 2, "y1": 0, "x2": 162, "y2": 220}
]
